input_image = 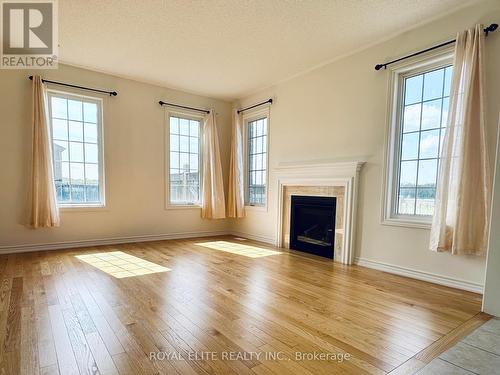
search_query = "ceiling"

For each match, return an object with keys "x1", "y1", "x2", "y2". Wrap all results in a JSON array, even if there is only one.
[{"x1": 59, "y1": 0, "x2": 477, "y2": 100}]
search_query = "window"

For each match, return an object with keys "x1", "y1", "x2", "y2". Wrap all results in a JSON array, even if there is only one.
[
  {"x1": 168, "y1": 114, "x2": 201, "y2": 205},
  {"x1": 246, "y1": 116, "x2": 268, "y2": 206},
  {"x1": 384, "y1": 51, "x2": 453, "y2": 226},
  {"x1": 47, "y1": 91, "x2": 104, "y2": 207}
]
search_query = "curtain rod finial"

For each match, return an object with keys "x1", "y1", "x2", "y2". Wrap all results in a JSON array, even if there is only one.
[
  {"x1": 485, "y1": 23, "x2": 498, "y2": 36},
  {"x1": 374, "y1": 64, "x2": 385, "y2": 71}
]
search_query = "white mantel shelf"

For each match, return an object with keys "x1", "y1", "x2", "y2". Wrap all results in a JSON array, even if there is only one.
[{"x1": 274, "y1": 160, "x2": 365, "y2": 265}]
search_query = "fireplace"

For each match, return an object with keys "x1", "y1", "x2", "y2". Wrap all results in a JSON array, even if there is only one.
[{"x1": 289, "y1": 195, "x2": 336, "y2": 259}]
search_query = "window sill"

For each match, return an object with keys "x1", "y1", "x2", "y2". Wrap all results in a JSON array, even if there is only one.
[
  {"x1": 381, "y1": 217, "x2": 431, "y2": 230},
  {"x1": 59, "y1": 204, "x2": 106, "y2": 212},
  {"x1": 245, "y1": 205, "x2": 268, "y2": 212},
  {"x1": 165, "y1": 204, "x2": 202, "y2": 210}
]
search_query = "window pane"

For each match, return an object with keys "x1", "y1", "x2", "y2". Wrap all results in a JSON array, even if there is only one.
[
  {"x1": 189, "y1": 154, "x2": 198, "y2": 171},
  {"x1": 179, "y1": 136, "x2": 189, "y2": 152},
  {"x1": 179, "y1": 153, "x2": 189, "y2": 171},
  {"x1": 52, "y1": 119, "x2": 68, "y2": 140},
  {"x1": 86, "y1": 185, "x2": 100, "y2": 202},
  {"x1": 417, "y1": 159, "x2": 438, "y2": 187},
  {"x1": 170, "y1": 152, "x2": 179, "y2": 169},
  {"x1": 84, "y1": 143, "x2": 98, "y2": 163},
  {"x1": 400, "y1": 160, "x2": 417, "y2": 187},
  {"x1": 416, "y1": 188, "x2": 436, "y2": 216},
  {"x1": 179, "y1": 118, "x2": 189, "y2": 135},
  {"x1": 56, "y1": 161, "x2": 70, "y2": 183},
  {"x1": 421, "y1": 99, "x2": 442, "y2": 130},
  {"x1": 419, "y1": 130, "x2": 440, "y2": 159},
  {"x1": 403, "y1": 103, "x2": 421, "y2": 133},
  {"x1": 398, "y1": 187, "x2": 416, "y2": 215},
  {"x1": 401, "y1": 132, "x2": 419, "y2": 160},
  {"x1": 404, "y1": 75, "x2": 423, "y2": 105},
  {"x1": 70, "y1": 163, "x2": 85, "y2": 183},
  {"x1": 69, "y1": 142, "x2": 84, "y2": 162},
  {"x1": 189, "y1": 136, "x2": 198, "y2": 153},
  {"x1": 423, "y1": 69, "x2": 444, "y2": 101},
  {"x1": 83, "y1": 102, "x2": 97, "y2": 123},
  {"x1": 170, "y1": 117, "x2": 179, "y2": 134},
  {"x1": 255, "y1": 137, "x2": 263, "y2": 153},
  {"x1": 170, "y1": 134, "x2": 179, "y2": 151},
  {"x1": 68, "y1": 100, "x2": 83, "y2": 121},
  {"x1": 51, "y1": 97, "x2": 67, "y2": 118},
  {"x1": 85, "y1": 163, "x2": 99, "y2": 184},
  {"x1": 189, "y1": 120, "x2": 199, "y2": 137},
  {"x1": 84, "y1": 123, "x2": 98, "y2": 143},
  {"x1": 68, "y1": 121, "x2": 83, "y2": 141},
  {"x1": 53, "y1": 140, "x2": 69, "y2": 161}
]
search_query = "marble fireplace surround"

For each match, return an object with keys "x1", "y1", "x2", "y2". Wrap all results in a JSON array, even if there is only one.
[{"x1": 274, "y1": 160, "x2": 365, "y2": 265}]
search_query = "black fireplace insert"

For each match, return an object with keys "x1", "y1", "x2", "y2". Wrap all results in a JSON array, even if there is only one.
[{"x1": 289, "y1": 195, "x2": 336, "y2": 259}]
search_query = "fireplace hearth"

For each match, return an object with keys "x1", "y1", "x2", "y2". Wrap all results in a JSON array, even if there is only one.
[{"x1": 289, "y1": 195, "x2": 336, "y2": 259}]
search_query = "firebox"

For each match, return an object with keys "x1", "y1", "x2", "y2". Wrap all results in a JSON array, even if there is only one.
[{"x1": 289, "y1": 195, "x2": 336, "y2": 259}]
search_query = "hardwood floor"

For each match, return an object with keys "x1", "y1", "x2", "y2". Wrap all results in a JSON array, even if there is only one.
[{"x1": 0, "y1": 236, "x2": 484, "y2": 374}]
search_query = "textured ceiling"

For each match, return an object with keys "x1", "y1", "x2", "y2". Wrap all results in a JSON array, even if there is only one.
[{"x1": 59, "y1": 0, "x2": 477, "y2": 100}]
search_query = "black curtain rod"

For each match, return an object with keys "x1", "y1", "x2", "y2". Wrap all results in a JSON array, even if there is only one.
[
  {"x1": 237, "y1": 98, "x2": 273, "y2": 114},
  {"x1": 28, "y1": 76, "x2": 117, "y2": 96},
  {"x1": 158, "y1": 100, "x2": 210, "y2": 114},
  {"x1": 375, "y1": 23, "x2": 498, "y2": 71}
]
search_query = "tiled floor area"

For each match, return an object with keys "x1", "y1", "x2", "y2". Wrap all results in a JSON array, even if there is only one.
[{"x1": 418, "y1": 318, "x2": 500, "y2": 374}]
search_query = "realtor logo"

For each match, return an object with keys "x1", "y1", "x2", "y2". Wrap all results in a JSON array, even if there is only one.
[{"x1": 1, "y1": 0, "x2": 58, "y2": 68}]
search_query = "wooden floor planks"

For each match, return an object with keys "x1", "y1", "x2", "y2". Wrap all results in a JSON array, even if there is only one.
[{"x1": 0, "y1": 236, "x2": 485, "y2": 374}]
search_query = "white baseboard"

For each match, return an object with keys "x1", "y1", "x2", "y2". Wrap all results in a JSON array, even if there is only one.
[
  {"x1": 229, "y1": 231, "x2": 276, "y2": 245},
  {"x1": 0, "y1": 230, "x2": 229, "y2": 255},
  {"x1": 355, "y1": 257, "x2": 484, "y2": 294}
]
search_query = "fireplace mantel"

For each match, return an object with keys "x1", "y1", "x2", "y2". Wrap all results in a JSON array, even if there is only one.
[{"x1": 274, "y1": 160, "x2": 365, "y2": 264}]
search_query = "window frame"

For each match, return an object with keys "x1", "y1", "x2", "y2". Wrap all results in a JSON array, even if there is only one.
[
  {"x1": 382, "y1": 47, "x2": 453, "y2": 228},
  {"x1": 243, "y1": 107, "x2": 270, "y2": 210},
  {"x1": 46, "y1": 89, "x2": 106, "y2": 209},
  {"x1": 165, "y1": 109, "x2": 203, "y2": 209}
]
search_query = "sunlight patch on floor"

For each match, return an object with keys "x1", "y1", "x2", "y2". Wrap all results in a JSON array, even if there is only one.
[
  {"x1": 196, "y1": 241, "x2": 282, "y2": 258},
  {"x1": 76, "y1": 251, "x2": 170, "y2": 278}
]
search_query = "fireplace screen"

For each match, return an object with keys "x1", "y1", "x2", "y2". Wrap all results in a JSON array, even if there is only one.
[{"x1": 289, "y1": 195, "x2": 336, "y2": 259}]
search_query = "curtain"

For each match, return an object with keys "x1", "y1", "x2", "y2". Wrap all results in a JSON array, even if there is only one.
[
  {"x1": 430, "y1": 24, "x2": 491, "y2": 255},
  {"x1": 201, "y1": 111, "x2": 226, "y2": 219},
  {"x1": 28, "y1": 76, "x2": 60, "y2": 228},
  {"x1": 227, "y1": 110, "x2": 246, "y2": 218}
]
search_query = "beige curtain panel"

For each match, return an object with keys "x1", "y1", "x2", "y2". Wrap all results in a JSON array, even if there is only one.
[
  {"x1": 430, "y1": 24, "x2": 491, "y2": 255},
  {"x1": 201, "y1": 111, "x2": 226, "y2": 219},
  {"x1": 28, "y1": 76, "x2": 60, "y2": 228},
  {"x1": 227, "y1": 110, "x2": 246, "y2": 218}
]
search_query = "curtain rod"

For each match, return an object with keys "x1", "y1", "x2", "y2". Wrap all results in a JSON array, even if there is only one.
[
  {"x1": 28, "y1": 76, "x2": 117, "y2": 96},
  {"x1": 374, "y1": 23, "x2": 498, "y2": 71},
  {"x1": 158, "y1": 100, "x2": 210, "y2": 114},
  {"x1": 237, "y1": 98, "x2": 273, "y2": 114}
]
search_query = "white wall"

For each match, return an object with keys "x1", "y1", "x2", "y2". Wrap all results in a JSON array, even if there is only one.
[
  {"x1": 231, "y1": 0, "x2": 500, "y2": 289},
  {"x1": 483, "y1": 115, "x2": 500, "y2": 316},
  {"x1": 0, "y1": 64, "x2": 232, "y2": 251}
]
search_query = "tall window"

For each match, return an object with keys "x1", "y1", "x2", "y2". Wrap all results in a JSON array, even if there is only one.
[
  {"x1": 168, "y1": 115, "x2": 201, "y2": 205},
  {"x1": 246, "y1": 117, "x2": 268, "y2": 206},
  {"x1": 384, "y1": 52, "x2": 453, "y2": 226},
  {"x1": 47, "y1": 91, "x2": 104, "y2": 206}
]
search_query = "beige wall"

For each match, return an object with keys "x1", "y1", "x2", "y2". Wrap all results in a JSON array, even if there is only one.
[
  {"x1": 0, "y1": 64, "x2": 232, "y2": 249},
  {"x1": 231, "y1": 0, "x2": 500, "y2": 288}
]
